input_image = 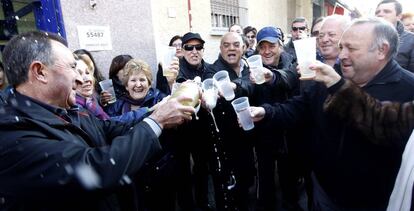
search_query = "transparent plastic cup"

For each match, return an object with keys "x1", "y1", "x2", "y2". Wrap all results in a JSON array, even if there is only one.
[
  {"x1": 213, "y1": 70, "x2": 235, "y2": 101},
  {"x1": 99, "y1": 79, "x2": 116, "y2": 104},
  {"x1": 231, "y1": 97, "x2": 254, "y2": 131},
  {"x1": 162, "y1": 46, "x2": 177, "y2": 77},
  {"x1": 293, "y1": 37, "x2": 317, "y2": 79},
  {"x1": 202, "y1": 78, "x2": 218, "y2": 110},
  {"x1": 247, "y1": 55, "x2": 265, "y2": 84}
]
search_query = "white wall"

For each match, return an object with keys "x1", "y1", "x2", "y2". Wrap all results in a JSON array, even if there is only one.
[
  {"x1": 60, "y1": 0, "x2": 313, "y2": 78},
  {"x1": 61, "y1": 0, "x2": 157, "y2": 78}
]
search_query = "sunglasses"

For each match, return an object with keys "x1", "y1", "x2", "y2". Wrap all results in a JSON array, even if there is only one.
[
  {"x1": 183, "y1": 44, "x2": 204, "y2": 51},
  {"x1": 292, "y1": 26, "x2": 307, "y2": 31}
]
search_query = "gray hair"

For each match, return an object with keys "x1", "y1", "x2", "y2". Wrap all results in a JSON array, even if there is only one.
[
  {"x1": 291, "y1": 17, "x2": 308, "y2": 28},
  {"x1": 321, "y1": 15, "x2": 351, "y2": 32},
  {"x1": 351, "y1": 17, "x2": 399, "y2": 60},
  {"x1": 2, "y1": 31, "x2": 67, "y2": 86}
]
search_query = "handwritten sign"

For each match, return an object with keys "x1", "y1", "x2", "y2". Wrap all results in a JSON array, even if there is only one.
[{"x1": 77, "y1": 25, "x2": 112, "y2": 51}]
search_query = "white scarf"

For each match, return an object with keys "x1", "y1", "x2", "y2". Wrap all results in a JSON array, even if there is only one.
[{"x1": 387, "y1": 130, "x2": 414, "y2": 211}]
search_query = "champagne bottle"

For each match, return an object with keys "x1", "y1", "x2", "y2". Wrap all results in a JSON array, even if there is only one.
[{"x1": 170, "y1": 77, "x2": 201, "y2": 108}]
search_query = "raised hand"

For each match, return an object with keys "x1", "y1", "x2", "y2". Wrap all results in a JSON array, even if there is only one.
[{"x1": 308, "y1": 61, "x2": 341, "y2": 87}]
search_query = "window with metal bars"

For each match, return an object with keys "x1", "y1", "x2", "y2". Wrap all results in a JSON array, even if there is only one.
[{"x1": 210, "y1": 0, "x2": 240, "y2": 29}]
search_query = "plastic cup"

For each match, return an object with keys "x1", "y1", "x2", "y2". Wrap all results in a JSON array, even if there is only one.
[
  {"x1": 99, "y1": 79, "x2": 116, "y2": 104},
  {"x1": 293, "y1": 37, "x2": 317, "y2": 79},
  {"x1": 231, "y1": 97, "x2": 254, "y2": 131},
  {"x1": 247, "y1": 55, "x2": 265, "y2": 84},
  {"x1": 213, "y1": 70, "x2": 235, "y2": 101},
  {"x1": 202, "y1": 78, "x2": 218, "y2": 110},
  {"x1": 162, "y1": 46, "x2": 177, "y2": 77}
]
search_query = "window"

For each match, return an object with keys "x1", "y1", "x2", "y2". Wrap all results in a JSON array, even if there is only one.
[{"x1": 210, "y1": 0, "x2": 243, "y2": 35}]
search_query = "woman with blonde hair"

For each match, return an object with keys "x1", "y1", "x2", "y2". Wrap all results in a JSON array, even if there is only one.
[
  {"x1": 74, "y1": 55, "x2": 151, "y2": 122},
  {"x1": 106, "y1": 59, "x2": 166, "y2": 117}
]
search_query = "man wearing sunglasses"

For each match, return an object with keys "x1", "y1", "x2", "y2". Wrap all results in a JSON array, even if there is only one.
[
  {"x1": 173, "y1": 32, "x2": 214, "y2": 211},
  {"x1": 176, "y1": 32, "x2": 210, "y2": 82},
  {"x1": 284, "y1": 17, "x2": 309, "y2": 61}
]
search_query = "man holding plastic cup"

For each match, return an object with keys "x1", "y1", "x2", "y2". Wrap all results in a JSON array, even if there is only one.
[
  {"x1": 172, "y1": 32, "x2": 214, "y2": 210},
  {"x1": 252, "y1": 26, "x2": 298, "y2": 87},
  {"x1": 248, "y1": 26, "x2": 301, "y2": 210},
  {"x1": 248, "y1": 18, "x2": 414, "y2": 210},
  {"x1": 203, "y1": 32, "x2": 256, "y2": 210}
]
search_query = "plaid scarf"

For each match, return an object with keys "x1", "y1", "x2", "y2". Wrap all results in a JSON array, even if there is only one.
[{"x1": 76, "y1": 94, "x2": 110, "y2": 120}]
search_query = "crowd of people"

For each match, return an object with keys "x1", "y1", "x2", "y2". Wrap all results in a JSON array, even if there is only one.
[{"x1": 1, "y1": 0, "x2": 414, "y2": 210}]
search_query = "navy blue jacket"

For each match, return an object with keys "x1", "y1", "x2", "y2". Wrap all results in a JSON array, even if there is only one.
[
  {"x1": 105, "y1": 87, "x2": 165, "y2": 121},
  {"x1": 396, "y1": 21, "x2": 414, "y2": 72},
  {"x1": 204, "y1": 55, "x2": 256, "y2": 186},
  {"x1": 0, "y1": 89, "x2": 162, "y2": 210},
  {"x1": 0, "y1": 90, "x2": 5, "y2": 105},
  {"x1": 177, "y1": 57, "x2": 210, "y2": 82},
  {"x1": 262, "y1": 60, "x2": 414, "y2": 209},
  {"x1": 250, "y1": 52, "x2": 299, "y2": 152}
]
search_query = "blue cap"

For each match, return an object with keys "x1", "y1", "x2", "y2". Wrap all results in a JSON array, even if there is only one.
[{"x1": 256, "y1": 26, "x2": 281, "y2": 45}]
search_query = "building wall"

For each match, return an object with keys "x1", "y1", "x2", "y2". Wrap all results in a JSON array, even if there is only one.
[
  {"x1": 60, "y1": 0, "x2": 313, "y2": 79},
  {"x1": 151, "y1": 0, "x2": 189, "y2": 63},
  {"x1": 248, "y1": 0, "x2": 289, "y2": 32},
  {"x1": 60, "y1": 0, "x2": 157, "y2": 78}
]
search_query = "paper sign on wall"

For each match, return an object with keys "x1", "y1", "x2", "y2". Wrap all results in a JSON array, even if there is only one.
[{"x1": 77, "y1": 25, "x2": 112, "y2": 51}]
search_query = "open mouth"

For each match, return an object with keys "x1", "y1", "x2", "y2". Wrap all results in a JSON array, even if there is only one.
[
  {"x1": 132, "y1": 87, "x2": 144, "y2": 93},
  {"x1": 81, "y1": 81, "x2": 93, "y2": 90},
  {"x1": 227, "y1": 53, "x2": 237, "y2": 59},
  {"x1": 320, "y1": 45, "x2": 331, "y2": 50},
  {"x1": 341, "y1": 62, "x2": 352, "y2": 69}
]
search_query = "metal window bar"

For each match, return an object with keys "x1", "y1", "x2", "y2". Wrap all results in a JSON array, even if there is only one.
[{"x1": 211, "y1": 0, "x2": 240, "y2": 28}]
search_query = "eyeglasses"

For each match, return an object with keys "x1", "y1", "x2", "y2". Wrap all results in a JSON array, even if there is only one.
[
  {"x1": 183, "y1": 44, "x2": 204, "y2": 51},
  {"x1": 172, "y1": 43, "x2": 182, "y2": 49},
  {"x1": 311, "y1": 30, "x2": 319, "y2": 37},
  {"x1": 292, "y1": 26, "x2": 307, "y2": 31},
  {"x1": 247, "y1": 35, "x2": 256, "y2": 39}
]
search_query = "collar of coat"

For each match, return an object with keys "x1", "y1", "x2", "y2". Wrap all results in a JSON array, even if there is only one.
[
  {"x1": 364, "y1": 59, "x2": 405, "y2": 88},
  {"x1": 2, "y1": 89, "x2": 86, "y2": 126}
]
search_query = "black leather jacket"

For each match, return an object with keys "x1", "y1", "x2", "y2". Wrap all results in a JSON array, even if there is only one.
[{"x1": 0, "y1": 89, "x2": 162, "y2": 211}]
